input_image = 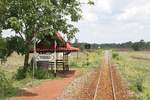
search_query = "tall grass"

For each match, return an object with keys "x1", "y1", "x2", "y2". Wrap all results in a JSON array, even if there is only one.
[
  {"x1": 0, "y1": 68, "x2": 18, "y2": 99},
  {"x1": 69, "y1": 49, "x2": 103, "y2": 72},
  {"x1": 112, "y1": 51, "x2": 150, "y2": 99}
]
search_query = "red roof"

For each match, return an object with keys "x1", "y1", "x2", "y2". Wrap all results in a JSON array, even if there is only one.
[
  {"x1": 30, "y1": 32, "x2": 79, "y2": 53},
  {"x1": 55, "y1": 32, "x2": 66, "y2": 43}
]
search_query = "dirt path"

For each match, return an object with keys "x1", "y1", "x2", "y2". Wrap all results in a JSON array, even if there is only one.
[
  {"x1": 77, "y1": 51, "x2": 127, "y2": 100},
  {"x1": 12, "y1": 69, "x2": 80, "y2": 100}
]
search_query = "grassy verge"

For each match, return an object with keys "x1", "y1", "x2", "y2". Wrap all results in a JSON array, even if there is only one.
[
  {"x1": 0, "y1": 66, "x2": 53, "y2": 100},
  {"x1": 69, "y1": 49, "x2": 103, "y2": 74},
  {"x1": 112, "y1": 51, "x2": 150, "y2": 99}
]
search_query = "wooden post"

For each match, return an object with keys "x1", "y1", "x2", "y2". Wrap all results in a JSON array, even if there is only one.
[
  {"x1": 67, "y1": 54, "x2": 69, "y2": 71},
  {"x1": 87, "y1": 52, "x2": 89, "y2": 66},
  {"x1": 63, "y1": 52, "x2": 65, "y2": 71},
  {"x1": 54, "y1": 40, "x2": 57, "y2": 77},
  {"x1": 76, "y1": 51, "x2": 79, "y2": 63}
]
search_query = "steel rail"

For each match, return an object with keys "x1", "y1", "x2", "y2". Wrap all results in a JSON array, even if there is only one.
[
  {"x1": 93, "y1": 51, "x2": 117, "y2": 100},
  {"x1": 93, "y1": 64, "x2": 102, "y2": 100},
  {"x1": 108, "y1": 54, "x2": 117, "y2": 100}
]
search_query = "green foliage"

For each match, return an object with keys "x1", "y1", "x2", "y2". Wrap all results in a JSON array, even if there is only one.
[
  {"x1": 88, "y1": 0, "x2": 94, "y2": 5},
  {"x1": 15, "y1": 66, "x2": 53, "y2": 80},
  {"x1": 0, "y1": 36, "x2": 27, "y2": 62},
  {"x1": 7, "y1": 17, "x2": 23, "y2": 33},
  {"x1": 99, "y1": 40, "x2": 150, "y2": 51},
  {"x1": 130, "y1": 74, "x2": 144, "y2": 93},
  {"x1": 15, "y1": 67, "x2": 27, "y2": 80},
  {"x1": 0, "y1": 37, "x2": 7, "y2": 60},
  {"x1": 135, "y1": 75, "x2": 144, "y2": 92},
  {"x1": 131, "y1": 40, "x2": 147, "y2": 51},
  {"x1": 0, "y1": 0, "x2": 83, "y2": 38},
  {"x1": 34, "y1": 67, "x2": 51, "y2": 79},
  {"x1": 0, "y1": 36, "x2": 5, "y2": 49},
  {"x1": 145, "y1": 94, "x2": 150, "y2": 100},
  {"x1": 0, "y1": 69, "x2": 13, "y2": 98},
  {"x1": 0, "y1": 49, "x2": 7, "y2": 60},
  {"x1": 132, "y1": 42, "x2": 141, "y2": 51},
  {"x1": 133, "y1": 93, "x2": 150, "y2": 100},
  {"x1": 78, "y1": 43, "x2": 100, "y2": 50},
  {"x1": 73, "y1": 38, "x2": 78, "y2": 48},
  {"x1": 70, "y1": 61, "x2": 80, "y2": 67},
  {"x1": 6, "y1": 36, "x2": 27, "y2": 55},
  {"x1": 112, "y1": 52, "x2": 120, "y2": 60}
]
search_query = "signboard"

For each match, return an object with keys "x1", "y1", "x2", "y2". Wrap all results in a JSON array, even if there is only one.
[
  {"x1": 36, "y1": 53, "x2": 63, "y2": 62},
  {"x1": 85, "y1": 44, "x2": 91, "y2": 49},
  {"x1": 36, "y1": 54, "x2": 55, "y2": 62}
]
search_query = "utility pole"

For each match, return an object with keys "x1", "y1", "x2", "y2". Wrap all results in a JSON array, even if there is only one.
[{"x1": 33, "y1": 32, "x2": 37, "y2": 82}]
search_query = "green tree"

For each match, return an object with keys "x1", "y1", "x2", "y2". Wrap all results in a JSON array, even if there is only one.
[
  {"x1": 73, "y1": 37, "x2": 78, "y2": 47},
  {"x1": 139, "y1": 39, "x2": 145, "y2": 50},
  {"x1": 0, "y1": 0, "x2": 93, "y2": 68},
  {"x1": 0, "y1": 36, "x2": 7, "y2": 60},
  {"x1": 132, "y1": 42, "x2": 141, "y2": 51},
  {"x1": 132, "y1": 40, "x2": 146, "y2": 51}
]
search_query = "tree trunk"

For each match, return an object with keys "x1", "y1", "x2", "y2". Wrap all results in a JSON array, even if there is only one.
[
  {"x1": 24, "y1": 51, "x2": 29, "y2": 68},
  {"x1": 23, "y1": 37, "x2": 31, "y2": 69}
]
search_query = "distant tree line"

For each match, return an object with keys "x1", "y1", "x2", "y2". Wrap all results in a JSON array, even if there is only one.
[{"x1": 73, "y1": 40, "x2": 150, "y2": 51}]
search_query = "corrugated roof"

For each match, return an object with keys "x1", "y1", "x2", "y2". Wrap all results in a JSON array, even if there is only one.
[{"x1": 30, "y1": 32, "x2": 79, "y2": 53}]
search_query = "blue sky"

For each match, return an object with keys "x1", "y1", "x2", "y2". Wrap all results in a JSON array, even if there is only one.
[
  {"x1": 2, "y1": 0, "x2": 150, "y2": 43},
  {"x1": 75, "y1": 0, "x2": 150, "y2": 43}
]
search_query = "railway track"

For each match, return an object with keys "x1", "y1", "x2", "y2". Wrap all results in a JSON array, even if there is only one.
[
  {"x1": 77, "y1": 51, "x2": 126, "y2": 100},
  {"x1": 108, "y1": 53, "x2": 117, "y2": 100},
  {"x1": 93, "y1": 51, "x2": 117, "y2": 100}
]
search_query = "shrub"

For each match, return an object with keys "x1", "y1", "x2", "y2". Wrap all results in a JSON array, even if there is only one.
[
  {"x1": 15, "y1": 67, "x2": 27, "y2": 80},
  {"x1": 146, "y1": 94, "x2": 150, "y2": 100},
  {"x1": 15, "y1": 66, "x2": 52, "y2": 80},
  {"x1": 34, "y1": 67, "x2": 50, "y2": 79},
  {"x1": 112, "y1": 52, "x2": 119, "y2": 60},
  {"x1": 0, "y1": 70, "x2": 13, "y2": 98},
  {"x1": 135, "y1": 76, "x2": 144, "y2": 92},
  {"x1": 132, "y1": 75, "x2": 144, "y2": 92},
  {"x1": 70, "y1": 61, "x2": 79, "y2": 67},
  {"x1": 132, "y1": 42, "x2": 141, "y2": 51}
]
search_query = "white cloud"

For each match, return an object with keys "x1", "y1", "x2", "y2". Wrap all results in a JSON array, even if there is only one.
[
  {"x1": 80, "y1": 0, "x2": 113, "y2": 23},
  {"x1": 96, "y1": 0, "x2": 112, "y2": 13},
  {"x1": 77, "y1": 0, "x2": 150, "y2": 43},
  {"x1": 81, "y1": 12, "x2": 98, "y2": 22},
  {"x1": 116, "y1": 0, "x2": 150, "y2": 24},
  {"x1": 77, "y1": 22, "x2": 148, "y2": 43},
  {"x1": 2, "y1": 29, "x2": 15, "y2": 37}
]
